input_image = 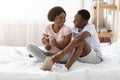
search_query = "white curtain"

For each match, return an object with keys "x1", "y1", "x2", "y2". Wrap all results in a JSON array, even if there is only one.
[{"x1": 0, "y1": 0, "x2": 83, "y2": 46}]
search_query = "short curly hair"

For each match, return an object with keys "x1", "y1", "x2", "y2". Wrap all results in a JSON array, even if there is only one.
[
  {"x1": 77, "y1": 9, "x2": 90, "y2": 21},
  {"x1": 47, "y1": 6, "x2": 66, "y2": 22}
]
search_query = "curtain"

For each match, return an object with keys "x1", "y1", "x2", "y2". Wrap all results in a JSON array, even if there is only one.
[{"x1": 0, "y1": 0, "x2": 83, "y2": 46}]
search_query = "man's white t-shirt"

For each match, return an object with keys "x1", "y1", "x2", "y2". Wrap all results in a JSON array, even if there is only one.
[{"x1": 72, "y1": 23, "x2": 102, "y2": 58}]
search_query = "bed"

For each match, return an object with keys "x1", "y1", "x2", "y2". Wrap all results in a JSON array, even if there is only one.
[{"x1": 0, "y1": 41, "x2": 120, "y2": 80}]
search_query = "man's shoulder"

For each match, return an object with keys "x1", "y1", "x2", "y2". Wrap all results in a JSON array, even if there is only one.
[
  {"x1": 84, "y1": 23, "x2": 95, "y2": 30},
  {"x1": 86, "y1": 23, "x2": 95, "y2": 27},
  {"x1": 62, "y1": 25, "x2": 72, "y2": 31}
]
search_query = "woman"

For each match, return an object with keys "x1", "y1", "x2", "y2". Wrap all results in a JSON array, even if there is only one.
[{"x1": 27, "y1": 6, "x2": 72, "y2": 63}]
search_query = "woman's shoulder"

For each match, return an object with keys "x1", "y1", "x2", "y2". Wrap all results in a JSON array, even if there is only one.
[
  {"x1": 62, "y1": 25, "x2": 71, "y2": 30},
  {"x1": 46, "y1": 24, "x2": 52, "y2": 27},
  {"x1": 62, "y1": 25, "x2": 72, "y2": 34},
  {"x1": 45, "y1": 24, "x2": 52, "y2": 29}
]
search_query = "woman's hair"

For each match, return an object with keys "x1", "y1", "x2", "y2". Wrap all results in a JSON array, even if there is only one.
[
  {"x1": 77, "y1": 9, "x2": 90, "y2": 21},
  {"x1": 47, "y1": 6, "x2": 66, "y2": 22}
]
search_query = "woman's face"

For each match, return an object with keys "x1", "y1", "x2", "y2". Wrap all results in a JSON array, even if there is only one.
[
  {"x1": 54, "y1": 12, "x2": 66, "y2": 27},
  {"x1": 73, "y1": 13, "x2": 84, "y2": 29}
]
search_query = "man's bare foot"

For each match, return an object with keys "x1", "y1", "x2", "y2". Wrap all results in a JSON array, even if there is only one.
[
  {"x1": 52, "y1": 51, "x2": 65, "y2": 63},
  {"x1": 65, "y1": 63, "x2": 72, "y2": 70}
]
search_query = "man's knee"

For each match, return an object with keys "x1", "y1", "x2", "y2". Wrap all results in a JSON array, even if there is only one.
[{"x1": 78, "y1": 40, "x2": 86, "y2": 46}]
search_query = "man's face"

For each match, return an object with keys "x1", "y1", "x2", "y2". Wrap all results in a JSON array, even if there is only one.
[{"x1": 73, "y1": 14, "x2": 83, "y2": 28}]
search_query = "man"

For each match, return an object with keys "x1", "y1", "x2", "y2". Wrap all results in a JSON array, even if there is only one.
[{"x1": 53, "y1": 9, "x2": 102, "y2": 70}]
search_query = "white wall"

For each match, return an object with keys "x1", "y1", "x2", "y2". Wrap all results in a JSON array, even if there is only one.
[
  {"x1": 84, "y1": 0, "x2": 120, "y2": 42},
  {"x1": 114, "y1": 0, "x2": 120, "y2": 41},
  {"x1": 0, "y1": 0, "x2": 83, "y2": 46},
  {"x1": 0, "y1": 0, "x2": 119, "y2": 46}
]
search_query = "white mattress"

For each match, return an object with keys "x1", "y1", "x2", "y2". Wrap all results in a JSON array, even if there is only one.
[{"x1": 0, "y1": 41, "x2": 120, "y2": 80}]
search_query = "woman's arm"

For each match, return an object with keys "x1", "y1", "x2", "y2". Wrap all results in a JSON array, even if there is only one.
[
  {"x1": 42, "y1": 34, "x2": 49, "y2": 45},
  {"x1": 42, "y1": 34, "x2": 52, "y2": 50},
  {"x1": 52, "y1": 33, "x2": 72, "y2": 50}
]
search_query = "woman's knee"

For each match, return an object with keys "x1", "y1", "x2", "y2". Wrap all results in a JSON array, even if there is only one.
[{"x1": 26, "y1": 43, "x2": 37, "y2": 51}]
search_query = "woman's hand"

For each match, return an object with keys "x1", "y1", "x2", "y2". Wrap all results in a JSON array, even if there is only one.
[
  {"x1": 42, "y1": 38, "x2": 49, "y2": 45},
  {"x1": 45, "y1": 44, "x2": 51, "y2": 51},
  {"x1": 50, "y1": 39, "x2": 57, "y2": 46}
]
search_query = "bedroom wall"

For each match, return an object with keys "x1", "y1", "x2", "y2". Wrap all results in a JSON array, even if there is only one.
[
  {"x1": 117, "y1": 11, "x2": 120, "y2": 41},
  {"x1": 0, "y1": 0, "x2": 83, "y2": 46},
  {"x1": 84, "y1": 0, "x2": 120, "y2": 42},
  {"x1": 114, "y1": 0, "x2": 120, "y2": 41},
  {"x1": 0, "y1": 0, "x2": 119, "y2": 46}
]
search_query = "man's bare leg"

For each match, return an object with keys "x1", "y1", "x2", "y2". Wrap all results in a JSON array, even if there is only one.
[
  {"x1": 60, "y1": 39, "x2": 81, "y2": 56},
  {"x1": 65, "y1": 40, "x2": 91, "y2": 69},
  {"x1": 53, "y1": 39, "x2": 81, "y2": 63}
]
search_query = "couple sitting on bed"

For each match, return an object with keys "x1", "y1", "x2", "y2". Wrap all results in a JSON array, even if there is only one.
[{"x1": 26, "y1": 6, "x2": 102, "y2": 70}]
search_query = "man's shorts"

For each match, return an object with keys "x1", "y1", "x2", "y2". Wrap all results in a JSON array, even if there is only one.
[{"x1": 77, "y1": 48, "x2": 102, "y2": 64}]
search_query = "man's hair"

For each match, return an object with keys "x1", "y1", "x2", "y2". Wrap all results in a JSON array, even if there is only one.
[
  {"x1": 77, "y1": 9, "x2": 90, "y2": 21},
  {"x1": 47, "y1": 6, "x2": 66, "y2": 22}
]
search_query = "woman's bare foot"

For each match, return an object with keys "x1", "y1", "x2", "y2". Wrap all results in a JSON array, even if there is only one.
[{"x1": 29, "y1": 54, "x2": 33, "y2": 58}]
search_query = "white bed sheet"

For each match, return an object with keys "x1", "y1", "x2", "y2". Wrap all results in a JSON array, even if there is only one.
[{"x1": 0, "y1": 41, "x2": 120, "y2": 80}]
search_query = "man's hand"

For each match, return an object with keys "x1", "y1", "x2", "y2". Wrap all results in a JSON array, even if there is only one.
[{"x1": 52, "y1": 51, "x2": 64, "y2": 63}]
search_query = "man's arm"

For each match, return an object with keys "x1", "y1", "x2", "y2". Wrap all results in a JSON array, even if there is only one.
[
  {"x1": 53, "y1": 31, "x2": 91, "y2": 63},
  {"x1": 76, "y1": 31, "x2": 91, "y2": 42}
]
